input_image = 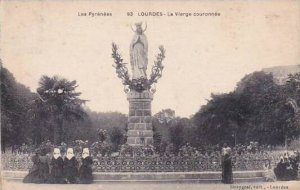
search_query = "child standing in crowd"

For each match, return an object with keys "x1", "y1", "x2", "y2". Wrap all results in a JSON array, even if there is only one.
[
  {"x1": 64, "y1": 148, "x2": 79, "y2": 184},
  {"x1": 79, "y1": 148, "x2": 94, "y2": 184},
  {"x1": 50, "y1": 148, "x2": 64, "y2": 184},
  {"x1": 263, "y1": 159, "x2": 276, "y2": 182}
]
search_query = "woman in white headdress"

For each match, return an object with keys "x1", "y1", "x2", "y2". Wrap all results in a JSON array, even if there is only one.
[
  {"x1": 63, "y1": 148, "x2": 79, "y2": 183},
  {"x1": 79, "y1": 148, "x2": 94, "y2": 184},
  {"x1": 50, "y1": 148, "x2": 64, "y2": 183}
]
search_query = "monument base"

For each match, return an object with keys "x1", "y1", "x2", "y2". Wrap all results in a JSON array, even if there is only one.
[{"x1": 127, "y1": 90, "x2": 154, "y2": 146}]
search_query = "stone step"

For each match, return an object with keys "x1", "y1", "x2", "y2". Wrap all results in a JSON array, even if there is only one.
[
  {"x1": 93, "y1": 177, "x2": 265, "y2": 183},
  {"x1": 2, "y1": 176, "x2": 266, "y2": 184},
  {"x1": 2, "y1": 170, "x2": 265, "y2": 183}
]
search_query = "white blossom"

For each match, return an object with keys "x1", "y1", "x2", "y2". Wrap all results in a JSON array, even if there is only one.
[{"x1": 58, "y1": 89, "x2": 63, "y2": 94}]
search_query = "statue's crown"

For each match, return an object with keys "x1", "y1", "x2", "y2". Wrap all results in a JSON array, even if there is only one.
[{"x1": 135, "y1": 22, "x2": 142, "y2": 27}]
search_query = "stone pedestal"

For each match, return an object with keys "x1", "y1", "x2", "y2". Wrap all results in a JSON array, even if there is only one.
[{"x1": 127, "y1": 90, "x2": 154, "y2": 146}]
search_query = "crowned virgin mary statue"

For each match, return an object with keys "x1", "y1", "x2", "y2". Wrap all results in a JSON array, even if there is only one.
[{"x1": 130, "y1": 22, "x2": 148, "y2": 80}]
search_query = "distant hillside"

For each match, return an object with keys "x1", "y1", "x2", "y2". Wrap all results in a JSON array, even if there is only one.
[{"x1": 262, "y1": 65, "x2": 300, "y2": 85}]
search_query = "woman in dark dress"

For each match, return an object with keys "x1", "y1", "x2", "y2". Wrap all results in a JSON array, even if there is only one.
[
  {"x1": 284, "y1": 156, "x2": 293, "y2": 181},
  {"x1": 23, "y1": 153, "x2": 40, "y2": 183},
  {"x1": 289, "y1": 153, "x2": 299, "y2": 180},
  {"x1": 79, "y1": 148, "x2": 94, "y2": 184},
  {"x1": 274, "y1": 156, "x2": 286, "y2": 180},
  {"x1": 64, "y1": 148, "x2": 79, "y2": 184},
  {"x1": 221, "y1": 147, "x2": 233, "y2": 184},
  {"x1": 37, "y1": 148, "x2": 50, "y2": 183},
  {"x1": 49, "y1": 148, "x2": 65, "y2": 184},
  {"x1": 23, "y1": 148, "x2": 50, "y2": 183}
]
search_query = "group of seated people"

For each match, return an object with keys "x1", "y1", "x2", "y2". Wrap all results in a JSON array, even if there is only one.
[
  {"x1": 264, "y1": 151, "x2": 299, "y2": 182},
  {"x1": 274, "y1": 152, "x2": 299, "y2": 181},
  {"x1": 23, "y1": 147, "x2": 93, "y2": 184}
]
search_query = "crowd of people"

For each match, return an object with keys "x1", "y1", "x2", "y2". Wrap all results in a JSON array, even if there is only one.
[
  {"x1": 273, "y1": 151, "x2": 299, "y2": 181},
  {"x1": 262, "y1": 151, "x2": 299, "y2": 182},
  {"x1": 22, "y1": 147, "x2": 93, "y2": 184},
  {"x1": 220, "y1": 144, "x2": 300, "y2": 184}
]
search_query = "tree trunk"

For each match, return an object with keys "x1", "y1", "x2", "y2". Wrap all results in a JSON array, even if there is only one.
[
  {"x1": 12, "y1": 144, "x2": 16, "y2": 153},
  {"x1": 1, "y1": 141, "x2": 6, "y2": 153},
  {"x1": 285, "y1": 134, "x2": 288, "y2": 150},
  {"x1": 54, "y1": 117, "x2": 63, "y2": 145}
]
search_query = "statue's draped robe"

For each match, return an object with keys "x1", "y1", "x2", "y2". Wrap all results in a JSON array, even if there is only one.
[{"x1": 130, "y1": 33, "x2": 148, "y2": 79}]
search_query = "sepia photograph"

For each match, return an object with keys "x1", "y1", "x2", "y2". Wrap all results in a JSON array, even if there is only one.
[{"x1": 1, "y1": 0, "x2": 300, "y2": 190}]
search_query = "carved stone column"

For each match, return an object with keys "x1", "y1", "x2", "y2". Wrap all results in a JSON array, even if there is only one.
[{"x1": 126, "y1": 90, "x2": 153, "y2": 146}]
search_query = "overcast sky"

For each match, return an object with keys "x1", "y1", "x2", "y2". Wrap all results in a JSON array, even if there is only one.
[{"x1": 1, "y1": 0, "x2": 300, "y2": 117}]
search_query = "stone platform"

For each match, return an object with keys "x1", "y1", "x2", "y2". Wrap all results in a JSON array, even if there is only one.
[
  {"x1": 127, "y1": 90, "x2": 154, "y2": 146},
  {"x1": 2, "y1": 170, "x2": 265, "y2": 183}
]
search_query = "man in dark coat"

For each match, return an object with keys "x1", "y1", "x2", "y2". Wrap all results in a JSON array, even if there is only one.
[
  {"x1": 79, "y1": 148, "x2": 94, "y2": 184},
  {"x1": 64, "y1": 148, "x2": 79, "y2": 184},
  {"x1": 50, "y1": 148, "x2": 65, "y2": 184}
]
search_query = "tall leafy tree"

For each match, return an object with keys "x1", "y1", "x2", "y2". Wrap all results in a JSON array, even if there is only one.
[
  {"x1": 37, "y1": 75, "x2": 87, "y2": 145},
  {"x1": 193, "y1": 71, "x2": 300, "y2": 146},
  {"x1": 1, "y1": 65, "x2": 35, "y2": 151},
  {"x1": 283, "y1": 71, "x2": 300, "y2": 142},
  {"x1": 109, "y1": 126, "x2": 125, "y2": 152}
]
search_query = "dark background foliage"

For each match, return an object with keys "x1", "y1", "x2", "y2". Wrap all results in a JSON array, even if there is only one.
[{"x1": 1, "y1": 63, "x2": 300, "y2": 153}]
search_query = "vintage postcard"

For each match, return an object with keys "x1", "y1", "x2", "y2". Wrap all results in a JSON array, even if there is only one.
[{"x1": 1, "y1": 0, "x2": 300, "y2": 190}]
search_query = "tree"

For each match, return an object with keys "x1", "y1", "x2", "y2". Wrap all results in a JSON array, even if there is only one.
[
  {"x1": 153, "y1": 109, "x2": 175, "y2": 124},
  {"x1": 63, "y1": 113, "x2": 94, "y2": 144},
  {"x1": 1, "y1": 66, "x2": 35, "y2": 151},
  {"x1": 283, "y1": 71, "x2": 300, "y2": 142},
  {"x1": 168, "y1": 118, "x2": 187, "y2": 153},
  {"x1": 37, "y1": 75, "x2": 87, "y2": 145},
  {"x1": 152, "y1": 124, "x2": 162, "y2": 152},
  {"x1": 193, "y1": 92, "x2": 246, "y2": 145},
  {"x1": 109, "y1": 126, "x2": 125, "y2": 152},
  {"x1": 27, "y1": 99, "x2": 54, "y2": 145},
  {"x1": 235, "y1": 72, "x2": 282, "y2": 144},
  {"x1": 193, "y1": 71, "x2": 299, "y2": 146}
]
